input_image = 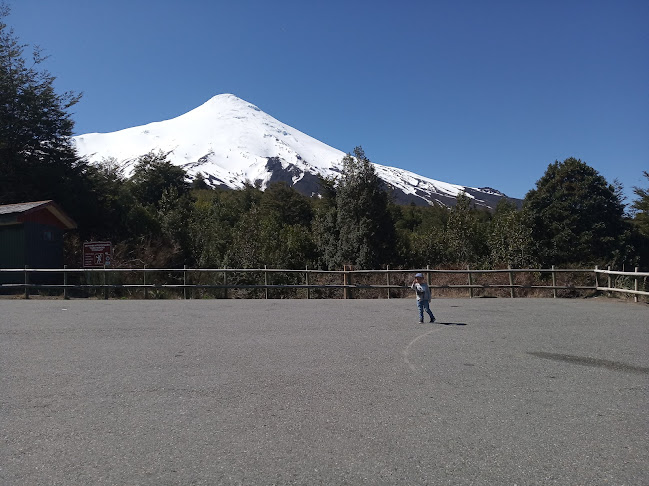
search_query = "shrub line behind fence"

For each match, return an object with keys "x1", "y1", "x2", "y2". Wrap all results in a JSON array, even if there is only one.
[{"x1": 2, "y1": 265, "x2": 648, "y2": 301}]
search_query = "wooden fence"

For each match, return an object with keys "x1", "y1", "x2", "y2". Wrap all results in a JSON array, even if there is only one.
[{"x1": 1, "y1": 265, "x2": 648, "y2": 301}]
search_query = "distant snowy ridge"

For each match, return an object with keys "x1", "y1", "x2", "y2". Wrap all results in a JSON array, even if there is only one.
[{"x1": 72, "y1": 94, "x2": 515, "y2": 209}]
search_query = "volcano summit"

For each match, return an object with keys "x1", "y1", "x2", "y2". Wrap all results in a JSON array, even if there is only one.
[{"x1": 73, "y1": 94, "x2": 515, "y2": 209}]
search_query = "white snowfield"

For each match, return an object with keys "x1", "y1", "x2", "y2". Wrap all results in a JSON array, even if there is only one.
[{"x1": 72, "y1": 94, "x2": 502, "y2": 206}]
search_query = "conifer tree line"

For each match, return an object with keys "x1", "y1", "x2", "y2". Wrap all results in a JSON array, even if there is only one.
[{"x1": 1, "y1": 6, "x2": 648, "y2": 271}]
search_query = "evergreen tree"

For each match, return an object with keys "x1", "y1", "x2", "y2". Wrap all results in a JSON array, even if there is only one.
[
  {"x1": 312, "y1": 175, "x2": 340, "y2": 269},
  {"x1": 393, "y1": 202, "x2": 422, "y2": 233},
  {"x1": 488, "y1": 199, "x2": 535, "y2": 268},
  {"x1": 129, "y1": 150, "x2": 190, "y2": 207},
  {"x1": 260, "y1": 181, "x2": 313, "y2": 227},
  {"x1": 444, "y1": 192, "x2": 489, "y2": 265},
  {"x1": 396, "y1": 203, "x2": 448, "y2": 267},
  {"x1": 631, "y1": 171, "x2": 649, "y2": 238},
  {"x1": 225, "y1": 204, "x2": 271, "y2": 268},
  {"x1": 187, "y1": 189, "x2": 235, "y2": 268},
  {"x1": 157, "y1": 186, "x2": 195, "y2": 265},
  {"x1": 524, "y1": 158, "x2": 628, "y2": 266},
  {"x1": 335, "y1": 147, "x2": 396, "y2": 269},
  {"x1": 629, "y1": 171, "x2": 649, "y2": 267},
  {"x1": 277, "y1": 223, "x2": 317, "y2": 269},
  {"x1": 0, "y1": 5, "x2": 92, "y2": 222},
  {"x1": 84, "y1": 157, "x2": 134, "y2": 240},
  {"x1": 191, "y1": 172, "x2": 211, "y2": 190}
]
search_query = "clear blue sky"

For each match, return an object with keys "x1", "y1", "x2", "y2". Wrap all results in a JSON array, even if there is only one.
[{"x1": 7, "y1": 0, "x2": 649, "y2": 203}]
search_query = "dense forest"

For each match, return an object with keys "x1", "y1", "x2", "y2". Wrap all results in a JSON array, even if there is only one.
[
  {"x1": 1, "y1": 7, "x2": 648, "y2": 272},
  {"x1": 60, "y1": 152, "x2": 649, "y2": 271}
]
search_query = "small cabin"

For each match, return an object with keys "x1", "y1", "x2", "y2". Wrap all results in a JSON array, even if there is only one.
[{"x1": 0, "y1": 201, "x2": 77, "y2": 283}]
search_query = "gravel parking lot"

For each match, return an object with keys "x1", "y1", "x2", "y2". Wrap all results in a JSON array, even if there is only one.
[{"x1": 1, "y1": 297, "x2": 647, "y2": 485}]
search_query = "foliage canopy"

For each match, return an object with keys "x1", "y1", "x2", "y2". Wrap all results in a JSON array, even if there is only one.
[{"x1": 523, "y1": 158, "x2": 629, "y2": 266}]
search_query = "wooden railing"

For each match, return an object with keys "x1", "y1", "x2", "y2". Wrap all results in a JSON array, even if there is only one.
[
  {"x1": 2, "y1": 265, "x2": 647, "y2": 301},
  {"x1": 595, "y1": 266, "x2": 649, "y2": 302}
]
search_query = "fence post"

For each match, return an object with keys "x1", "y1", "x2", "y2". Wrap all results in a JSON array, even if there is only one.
[
  {"x1": 467, "y1": 265, "x2": 473, "y2": 298},
  {"x1": 305, "y1": 266, "x2": 310, "y2": 299},
  {"x1": 386, "y1": 265, "x2": 390, "y2": 299},
  {"x1": 63, "y1": 265, "x2": 68, "y2": 300},
  {"x1": 607, "y1": 266, "x2": 612, "y2": 290},
  {"x1": 103, "y1": 265, "x2": 108, "y2": 300},
  {"x1": 634, "y1": 267, "x2": 639, "y2": 303},
  {"x1": 343, "y1": 265, "x2": 352, "y2": 299},
  {"x1": 594, "y1": 265, "x2": 599, "y2": 289},
  {"x1": 183, "y1": 265, "x2": 187, "y2": 300},
  {"x1": 144, "y1": 265, "x2": 148, "y2": 299},
  {"x1": 551, "y1": 265, "x2": 557, "y2": 298},
  {"x1": 508, "y1": 264, "x2": 515, "y2": 298},
  {"x1": 24, "y1": 265, "x2": 29, "y2": 299},
  {"x1": 223, "y1": 269, "x2": 228, "y2": 299},
  {"x1": 264, "y1": 265, "x2": 268, "y2": 299}
]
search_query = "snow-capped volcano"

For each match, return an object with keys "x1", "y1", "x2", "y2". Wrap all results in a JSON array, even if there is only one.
[{"x1": 72, "y1": 94, "x2": 515, "y2": 209}]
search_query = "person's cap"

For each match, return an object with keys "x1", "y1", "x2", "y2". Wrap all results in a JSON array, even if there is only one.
[{"x1": 415, "y1": 273, "x2": 424, "y2": 278}]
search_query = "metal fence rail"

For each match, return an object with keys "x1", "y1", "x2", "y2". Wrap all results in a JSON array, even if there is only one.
[{"x1": 2, "y1": 265, "x2": 648, "y2": 301}]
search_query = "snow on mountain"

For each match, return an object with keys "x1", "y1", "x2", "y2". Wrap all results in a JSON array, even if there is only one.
[{"x1": 72, "y1": 94, "x2": 515, "y2": 209}]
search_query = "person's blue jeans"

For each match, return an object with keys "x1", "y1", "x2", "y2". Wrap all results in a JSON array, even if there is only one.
[{"x1": 417, "y1": 299, "x2": 435, "y2": 322}]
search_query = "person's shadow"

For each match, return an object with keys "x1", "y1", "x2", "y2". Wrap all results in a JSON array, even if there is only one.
[{"x1": 435, "y1": 322, "x2": 467, "y2": 326}]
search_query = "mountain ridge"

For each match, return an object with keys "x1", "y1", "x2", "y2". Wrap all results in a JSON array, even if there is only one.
[{"x1": 72, "y1": 94, "x2": 518, "y2": 210}]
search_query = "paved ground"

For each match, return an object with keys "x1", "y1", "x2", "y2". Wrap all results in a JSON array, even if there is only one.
[{"x1": 1, "y1": 297, "x2": 647, "y2": 485}]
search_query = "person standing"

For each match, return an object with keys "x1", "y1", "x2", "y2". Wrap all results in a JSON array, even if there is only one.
[{"x1": 411, "y1": 272, "x2": 436, "y2": 323}]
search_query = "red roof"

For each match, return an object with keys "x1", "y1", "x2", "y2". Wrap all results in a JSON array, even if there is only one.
[{"x1": 0, "y1": 200, "x2": 77, "y2": 230}]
